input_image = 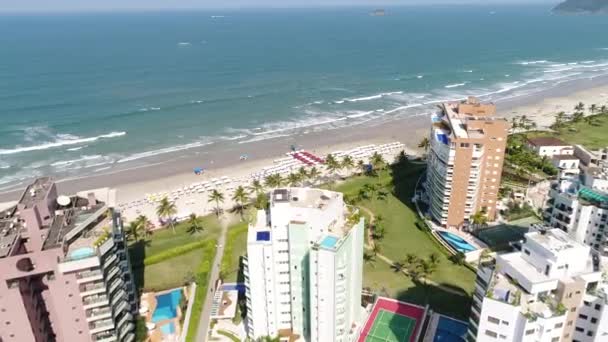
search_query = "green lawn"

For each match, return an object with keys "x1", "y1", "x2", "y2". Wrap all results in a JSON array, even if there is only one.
[
  {"x1": 364, "y1": 261, "x2": 472, "y2": 320},
  {"x1": 140, "y1": 247, "x2": 207, "y2": 291},
  {"x1": 527, "y1": 113, "x2": 608, "y2": 150},
  {"x1": 144, "y1": 215, "x2": 222, "y2": 257},
  {"x1": 335, "y1": 164, "x2": 476, "y2": 296},
  {"x1": 220, "y1": 222, "x2": 249, "y2": 282}
]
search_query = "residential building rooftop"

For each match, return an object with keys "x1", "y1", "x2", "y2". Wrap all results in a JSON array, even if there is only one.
[{"x1": 527, "y1": 137, "x2": 570, "y2": 147}]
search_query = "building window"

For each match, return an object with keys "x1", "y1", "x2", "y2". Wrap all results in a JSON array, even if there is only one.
[
  {"x1": 551, "y1": 338, "x2": 559, "y2": 342},
  {"x1": 595, "y1": 304, "x2": 601, "y2": 310},
  {"x1": 591, "y1": 317, "x2": 598, "y2": 324},
  {"x1": 575, "y1": 327, "x2": 584, "y2": 332},
  {"x1": 501, "y1": 320, "x2": 509, "y2": 325},
  {"x1": 587, "y1": 331, "x2": 594, "y2": 337},
  {"x1": 555, "y1": 323, "x2": 563, "y2": 328},
  {"x1": 487, "y1": 316, "x2": 500, "y2": 324},
  {"x1": 579, "y1": 314, "x2": 588, "y2": 320},
  {"x1": 484, "y1": 330, "x2": 497, "y2": 338},
  {"x1": 525, "y1": 329, "x2": 534, "y2": 335}
]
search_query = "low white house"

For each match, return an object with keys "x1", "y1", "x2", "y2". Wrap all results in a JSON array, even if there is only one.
[{"x1": 527, "y1": 137, "x2": 573, "y2": 158}]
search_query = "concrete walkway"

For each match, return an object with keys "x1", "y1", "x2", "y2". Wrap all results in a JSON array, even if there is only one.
[{"x1": 195, "y1": 217, "x2": 229, "y2": 342}]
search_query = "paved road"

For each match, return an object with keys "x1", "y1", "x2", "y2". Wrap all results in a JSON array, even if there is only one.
[{"x1": 195, "y1": 222, "x2": 228, "y2": 341}]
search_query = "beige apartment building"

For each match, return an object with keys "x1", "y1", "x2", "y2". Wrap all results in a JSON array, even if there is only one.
[
  {"x1": 0, "y1": 178, "x2": 137, "y2": 342},
  {"x1": 425, "y1": 97, "x2": 509, "y2": 228}
]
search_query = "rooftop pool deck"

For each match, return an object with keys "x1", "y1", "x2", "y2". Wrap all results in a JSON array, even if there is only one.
[{"x1": 320, "y1": 235, "x2": 339, "y2": 249}]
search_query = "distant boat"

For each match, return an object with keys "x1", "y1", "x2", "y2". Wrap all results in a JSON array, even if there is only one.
[{"x1": 370, "y1": 9, "x2": 386, "y2": 16}]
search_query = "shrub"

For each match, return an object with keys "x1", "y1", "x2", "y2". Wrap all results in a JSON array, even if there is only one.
[
  {"x1": 185, "y1": 242, "x2": 217, "y2": 342},
  {"x1": 217, "y1": 330, "x2": 240, "y2": 342}
]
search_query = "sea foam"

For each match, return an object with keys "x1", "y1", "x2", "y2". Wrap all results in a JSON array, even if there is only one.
[{"x1": 0, "y1": 132, "x2": 126, "y2": 155}]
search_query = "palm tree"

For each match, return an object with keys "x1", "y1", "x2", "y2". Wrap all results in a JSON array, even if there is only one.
[
  {"x1": 363, "y1": 252, "x2": 376, "y2": 268},
  {"x1": 575, "y1": 102, "x2": 585, "y2": 112},
  {"x1": 308, "y1": 167, "x2": 321, "y2": 184},
  {"x1": 371, "y1": 152, "x2": 385, "y2": 171},
  {"x1": 590, "y1": 104, "x2": 598, "y2": 114},
  {"x1": 470, "y1": 210, "x2": 488, "y2": 230},
  {"x1": 391, "y1": 261, "x2": 405, "y2": 273},
  {"x1": 232, "y1": 186, "x2": 249, "y2": 220},
  {"x1": 418, "y1": 137, "x2": 430, "y2": 153},
  {"x1": 186, "y1": 214, "x2": 204, "y2": 235},
  {"x1": 572, "y1": 111, "x2": 584, "y2": 122},
  {"x1": 372, "y1": 243, "x2": 382, "y2": 256},
  {"x1": 253, "y1": 192, "x2": 269, "y2": 210},
  {"x1": 297, "y1": 166, "x2": 309, "y2": 183},
  {"x1": 510, "y1": 116, "x2": 519, "y2": 132},
  {"x1": 208, "y1": 189, "x2": 225, "y2": 217},
  {"x1": 429, "y1": 252, "x2": 441, "y2": 267},
  {"x1": 376, "y1": 190, "x2": 389, "y2": 201},
  {"x1": 286, "y1": 173, "x2": 302, "y2": 187},
  {"x1": 264, "y1": 173, "x2": 283, "y2": 189},
  {"x1": 372, "y1": 224, "x2": 386, "y2": 241},
  {"x1": 552, "y1": 111, "x2": 566, "y2": 129},
  {"x1": 601, "y1": 105, "x2": 607, "y2": 114},
  {"x1": 341, "y1": 155, "x2": 355, "y2": 175},
  {"x1": 357, "y1": 160, "x2": 367, "y2": 175},
  {"x1": 363, "y1": 183, "x2": 378, "y2": 199},
  {"x1": 156, "y1": 197, "x2": 177, "y2": 234},
  {"x1": 324, "y1": 154, "x2": 341, "y2": 178},
  {"x1": 249, "y1": 179, "x2": 264, "y2": 195},
  {"x1": 136, "y1": 215, "x2": 153, "y2": 240},
  {"x1": 126, "y1": 220, "x2": 143, "y2": 241}
]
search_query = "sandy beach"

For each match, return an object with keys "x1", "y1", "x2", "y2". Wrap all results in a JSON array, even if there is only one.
[{"x1": 2, "y1": 76, "x2": 608, "y2": 223}]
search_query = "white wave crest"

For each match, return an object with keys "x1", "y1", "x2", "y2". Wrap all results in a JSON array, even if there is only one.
[
  {"x1": 117, "y1": 141, "x2": 213, "y2": 164},
  {"x1": 444, "y1": 82, "x2": 466, "y2": 89},
  {"x1": 516, "y1": 60, "x2": 548, "y2": 65},
  {"x1": 417, "y1": 75, "x2": 424, "y2": 79},
  {"x1": 139, "y1": 107, "x2": 161, "y2": 112},
  {"x1": 0, "y1": 131, "x2": 126, "y2": 156},
  {"x1": 51, "y1": 155, "x2": 103, "y2": 168},
  {"x1": 66, "y1": 145, "x2": 88, "y2": 152},
  {"x1": 178, "y1": 42, "x2": 192, "y2": 46}
]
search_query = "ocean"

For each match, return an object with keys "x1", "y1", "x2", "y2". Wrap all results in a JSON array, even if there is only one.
[{"x1": 1, "y1": 5, "x2": 608, "y2": 192}]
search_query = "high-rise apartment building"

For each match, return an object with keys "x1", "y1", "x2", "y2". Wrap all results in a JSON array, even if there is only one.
[
  {"x1": 469, "y1": 229, "x2": 608, "y2": 342},
  {"x1": 0, "y1": 178, "x2": 137, "y2": 342},
  {"x1": 244, "y1": 188, "x2": 364, "y2": 342},
  {"x1": 545, "y1": 179, "x2": 608, "y2": 256},
  {"x1": 425, "y1": 96, "x2": 509, "y2": 228}
]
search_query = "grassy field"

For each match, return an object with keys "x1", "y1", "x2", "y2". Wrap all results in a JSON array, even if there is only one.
[
  {"x1": 220, "y1": 222, "x2": 249, "y2": 282},
  {"x1": 364, "y1": 261, "x2": 472, "y2": 320},
  {"x1": 144, "y1": 216, "x2": 222, "y2": 257},
  {"x1": 141, "y1": 248, "x2": 206, "y2": 291},
  {"x1": 527, "y1": 113, "x2": 608, "y2": 149},
  {"x1": 335, "y1": 164, "x2": 476, "y2": 296},
  {"x1": 334, "y1": 159, "x2": 476, "y2": 319}
]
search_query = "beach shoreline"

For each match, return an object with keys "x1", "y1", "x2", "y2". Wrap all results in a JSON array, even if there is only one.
[{"x1": 1, "y1": 76, "x2": 608, "y2": 206}]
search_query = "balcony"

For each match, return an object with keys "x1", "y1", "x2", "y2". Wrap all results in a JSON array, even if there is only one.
[
  {"x1": 83, "y1": 295, "x2": 109, "y2": 309},
  {"x1": 92, "y1": 331, "x2": 116, "y2": 342},
  {"x1": 87, "y1": 307, "x2": 112, "y2": 322},
  {"x1": 89, "y1": 318, "x2": 114, "y2": 334},
  {"x1": 80, "y1": 282, "x2": 106, "y2": 297},
  {"x1": 76, "y1": 270, "x2": 103, "y2": 284}
]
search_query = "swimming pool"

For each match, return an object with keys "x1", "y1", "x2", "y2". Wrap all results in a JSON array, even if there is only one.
[
  {"x1": 160, "y1": 322, "x2": 176, "y2": 335},
  {"x1": 437, "y1": 231, "x2": 477, "y2": 253},
  {"x1": 434, "y1": 316, "x2": 468, "y2": 342},
  {"x1": 320, "y1": 235, "x2": 339, "y2": 249},
  {"x1": 152, "y1": 289, "x2": 182, "y2": 323},
  {"x1": 69, "y1": 247, "x2": 95, "y2": 260}
]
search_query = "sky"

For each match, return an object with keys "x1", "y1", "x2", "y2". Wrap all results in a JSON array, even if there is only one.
[{"x1": 1, "y1": 0, "x2": 557, "y2": 13}]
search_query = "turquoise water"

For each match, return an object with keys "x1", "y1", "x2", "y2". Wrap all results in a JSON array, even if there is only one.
[
  {"x1": 438, "y1": 231, "x2": 477, "y2": 253},
  {"x1": 320, "y1": 235, "x2": 339, "y2": 248},
  {"x1": 152, "y1": 289, "x2": 182, "y2": 323},
  {"x1": 160, "y1": 322, "x2": 176, "y2": 335},
  {"x1": 69, "y1": 247, "x2": 95, "y2": 260},
  {"x1": 1, "y1": 5, "x2": 608, "y2": 188}
]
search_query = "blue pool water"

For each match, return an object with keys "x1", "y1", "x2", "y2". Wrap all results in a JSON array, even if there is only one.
[
  {"x1": 69, "y1": 247, "x2": 95, "y2": 260},
  {"x1": 434, "y1": 316, "x2": 468, "y2": 342},
  {"x1": 160, "y1": 322, "x2": 176, "y2": 335},
  {"x1": 152, "y1": 289, "x2": 182, "y2": 323},
  {"x1": 320, "y1": 235, "x2": 339, "y2": 249},
  {"x1": 438, "y1": 231, "x2": 477, "y2": 253}
]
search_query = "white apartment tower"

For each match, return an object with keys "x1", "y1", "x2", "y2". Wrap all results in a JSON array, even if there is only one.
[
  {"x1": 545, "y1": 179, "x2": 608, "y2": 256},
  {"x1": 244, "y1": 188, "x2": 364, "y2": 342},
  {"x1": 469, "y1": 229, "x2": 608, "y2": 342}
]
